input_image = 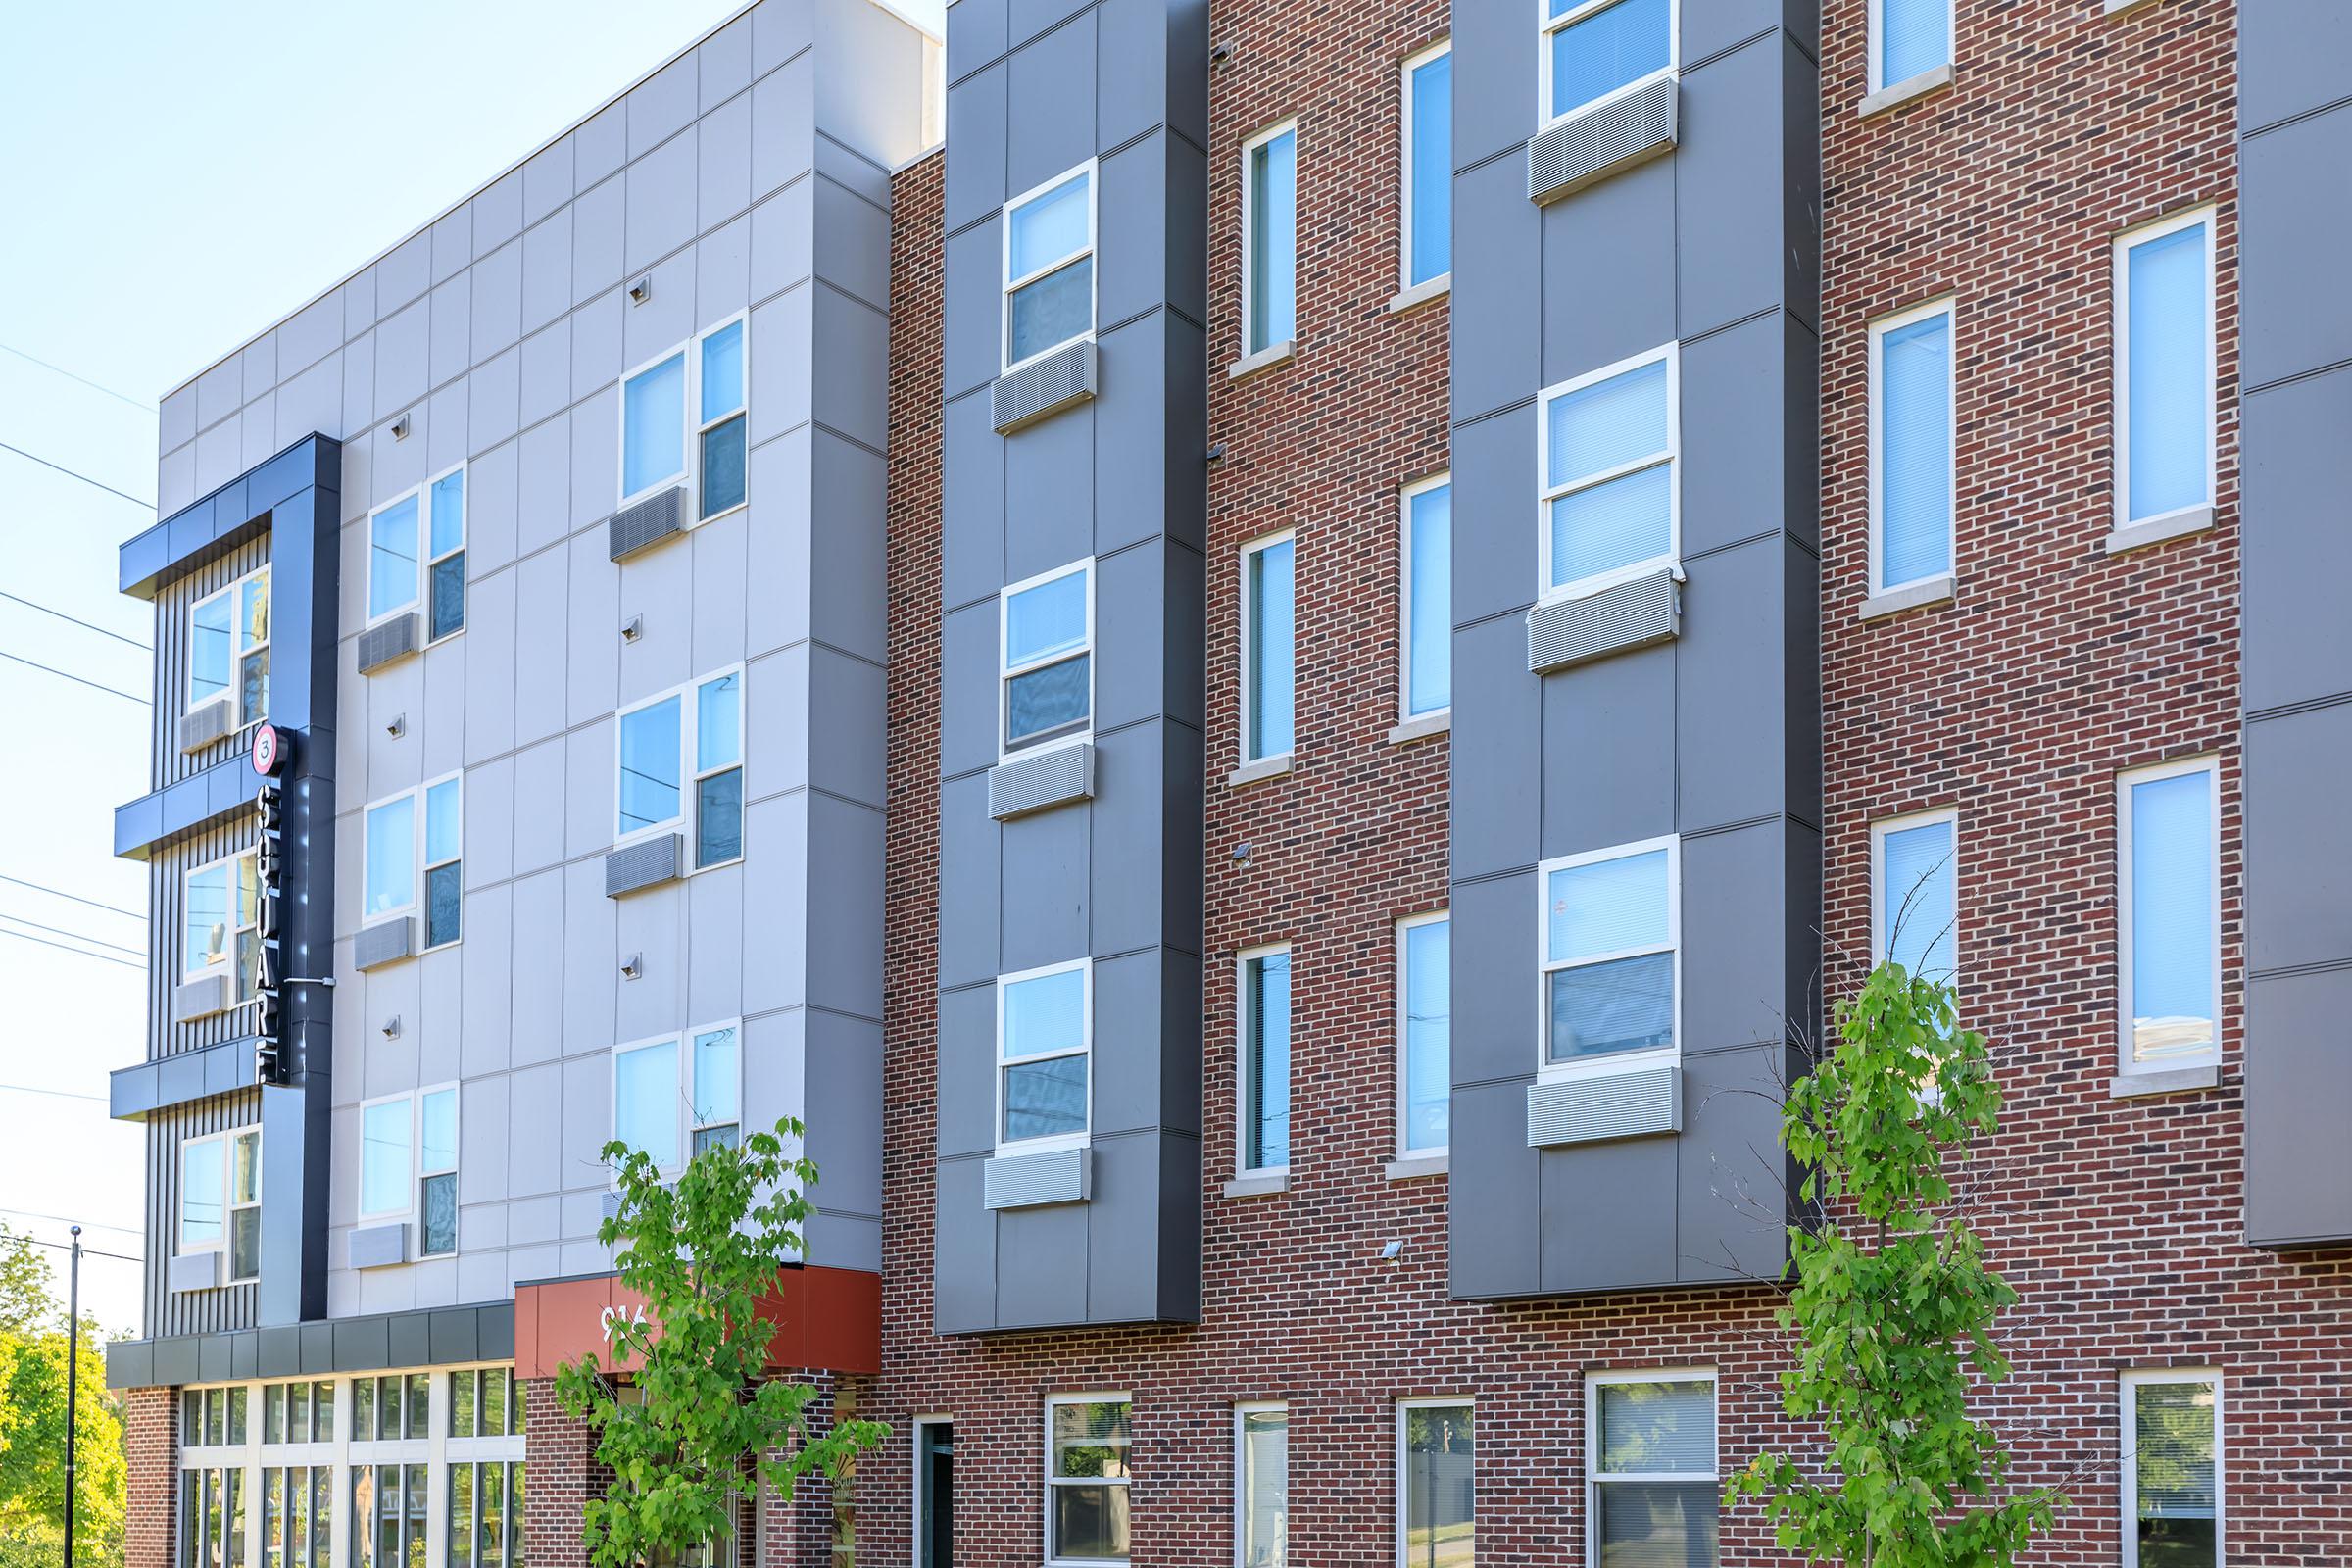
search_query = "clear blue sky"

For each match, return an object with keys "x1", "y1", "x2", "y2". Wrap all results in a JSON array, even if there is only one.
[{"x1": 0, "y1": 0, "x2": 943, "y2": 1335}]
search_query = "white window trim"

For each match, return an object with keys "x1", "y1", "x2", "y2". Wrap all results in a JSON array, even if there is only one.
[
  {"x1": 1241, "y1": 121, "x2": 1300, "y2": 359},
  {"x1": 415, "y1": 1082, "x2": 460, "y2": 1257},
  {"x1": 183, "y1": 846, "x2": 260, "y2": 996},
  {"x1": 1002, "y1": 161, "x2": 1100, "y2": 374},
  {"x1": 178, "y1": 1128, "x2": 261, "y2": 1282},
  {"x1": 612, "y1": 663, "x2": 748, "y2": 869},
  {"x1": 356, "y1": 1090, "x2": 419, "y2": 1227},
  {"x1": 1044, "y1": 1393, "x2": 1130, "y2": 1568},
  {"x1": 615, "y1": 312, "x2": 752, "y2": 517},
  {"x1": 609, "y1": 1020, "x2": 745, "y2": 1178},
  {"x1": 1237, "y1": 944, "x2": 1293, "y2": 1179},
  {"x1": 1536, "y1": 342, "x2": 1681, "y2": 605},
  {"x1": 1539, "y1": 0, "x2": 1679, "y2": 131},
  {"x1": 2119, "y1": 1369, "x2": 2223, "y2": 1568},
  {"x1": 1535, "y1": 834, "x2": 1681, "y2": 1083},
  {"x1": 1396, "y1": 910, "x2": 1450, "y2": 1161},
  {"x1": 1585, "y1": 1368, "x2": 1718, "y2": 1568},
  {"x1": 1399, "y1": 472, "x2": 1452, "y2": 724},
  {"x1": 421, "y1": 772, "x2": 462, "y2": 950},
  {"x1": 2113, "y1": 204, "x2": 2218, "y2": 534},
  {"x1": 908, "y1": 1415, "x2": 953, "y2": 1568},
  {"x1": 1232, "y1": 1400, "x2": 1287, "y2": 1568},
  {"x1": 360, "y1": 774, "x2": 462, "y2": 943},
  {"x1": 1866, "y1": 0, "x2": 1956, "y2": 94},
  {"x1": 996, "y1": 958, "x2": 1094, "y2": 1157},
  {"x1": 365, "y1": 462, "x2": 466, "y2": 637},
  {"x1": 1867, "y1": 297, "x2": 1958, "y2": 597},
  {"x1": 187, "y1": 564, "x2": 271, "y2": 726},
  {"x1": 1239, "y1": 528, "x2": 1298, "y2": 767},
  {"x1": 999, "y1": 558, "x2": 1097, "y2": 760},
  {"x1": 2116, "y1": 755, "x2": 2222, "y2": 1077},
  {"x1": 1394, "y1": 1396, "x2": 1474, "y2": 1568},
  {"x1": 690, "y1": 1019, "x2": 746, "y2": 1149},
  {"x1": 1870, "y1": 806, "x2": 1958, "y2": 983},
  {"x1": 1400, "y1": 41, "x2": 1453, "y2": 295}
]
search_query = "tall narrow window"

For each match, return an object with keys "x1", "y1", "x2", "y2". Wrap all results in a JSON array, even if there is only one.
[
  {"x1": 1397, "y1": 913, "x2": 1450, "y2": 1160},
  {"x1": 621, "y1": 350, "x2": 688, "y2": 503},
  {"x1": 1588, "y1": 1373, "x2": 1719, "y2": 1567},
  {"x1": 1242, "y1": 532, "x2": 1296, "y2": 764},
  {"x1": 358, "y1": 1098, "x2": 413, "y2": 1223},
  {"x1": 1004, "y1": 166, "x2": 1096, "y2": 369},
  {"x1": 363, "y1": 794, "x2": 416, "y2": 924},
  {"x1": 428, "y1": 467, "x2": 467, "y2": 639},
  {"x1": 698, "y1": 319, "x2": 747, "y2": 519},
  {"x1": 184, "y1": 850, "x2": 262, "y2": 1003},
  {"x1": 370, "y1": 468, "x2": 467, "y2": 642},
  {"x1": 423, "y1": 776, "x2": 463, "y2": 949},
  {"x1": 1000, "y1": 961, "x2": 1091, "y2": 1151},
  {"x1": 1540, "y1": 346, "x2": 1677, "y2": 599},
  {"x1": 1240, "y1": 947, "x2": 1292, "y2": 1175},
  {"x1": 1047, "y1": 1396, "x2": 1130, "y2": 1566},
  {"x1": 1235, "y1": 1404, "x2": 1288, "y2": 1568},
  {"x1": 2119, "y1": 759, "x2": 2219, "y2": 1073},
  {"x1": 418, "y1": 1087, "x2": 457, "y2": 1257},
  {"x1": 620, "y1": 319, "x2": 749, "y2": 518},
  {"x1": 368, "y1": 494, "x2": 420, "y2": 623},
  {"x1": 692, "y1": 1024, "x2": 741, "y2": 1153},
  {"x1": 1540, "y1": 838, "x2": 1678, "y2": 1067},
  {"x1": 1244, "y1": 123, "x2": 1298, "y2": 356},
  {"x1": 614, "y1": 668, "x2": 745, "y2": 869},
  {"x1": 1871, "y1": 0, "x2": 1951, "y2": 92},
  {"x1": 1003, "y1": 562, "x2": 1093, "y2": 753},
  {"x1": 1402, "y1": 477, "x2": 1451, "y2": 719},
  {"x1": 1396, "y1": 1400, "x2": 1473, "y2": 1568},
  {"x1": 2115, "y1": 209, "x2": 2216, "y2": 530},
  {"x1": 2122, "y1": 1372, "x2": 2220, "y2": 1567},
  {"x1": 1542, "y1": 0, "x2": 1672, "y2": 123},
  {"x1": 1870, "y1": 300, "x2": 1954, "y2": 595},
  {"x1": 1402, "y1": 44, "x2": 1451, "y2": 289},
  {"x1": 612, "y1": 1038, "x2": 683, "y2": 1173},
  {"x1": 1873, "y1": 810, "x2": 1957, "y2": 988},
  {"x1": 189, "y1": 565, "x2": 270, "y2": 725},
  {"x1": 693, "y1": 671, "x2": 744, "y2": 867},
  {"x1": 179, "y1": 1129, "x2": 261, "y2": 1284}
]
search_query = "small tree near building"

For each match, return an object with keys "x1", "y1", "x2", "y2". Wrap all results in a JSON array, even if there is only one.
[
  {"x1": 555, "y1": 1120, "x2": 885, "y2": 1568},
  {"x1": 0, "y1": 1225, "x2": 126, "y2": 1568}
]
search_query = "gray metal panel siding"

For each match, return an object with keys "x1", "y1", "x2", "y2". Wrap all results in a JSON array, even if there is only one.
[
  {"x1": 144, "y1": 1091, "x2": 264, "y2": 1339},
  {"x1": 151, "y1": 821, "x2": 264, "y2": 1058},
  {"x1": 147, "y1": 532, "x2": 271, "y2": 792}
]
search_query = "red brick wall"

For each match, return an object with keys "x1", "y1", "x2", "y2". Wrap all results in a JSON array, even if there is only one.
[
  {"x1": 123, "y1": 1386, "x2": 175, "y2": 1568},
  {"x1": 519, "y1": 1378, "x2": 610, "y2": 1568}
]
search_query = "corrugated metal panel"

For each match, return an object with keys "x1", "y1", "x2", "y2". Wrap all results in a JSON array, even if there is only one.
[
  {"x1": 145, "y1": 1091, "x2": 262, "y2": 1339},
  {"x1": 988, "y1": 743, "x2": 1096, "y2": 819},
  {"x1": 1525, "y1": 1065, "x2": 1681, "y2": 1148},
  {"x1": 1528, "y1": 77, "x2": 1679, "y2": 206},
  {"x1": 151, "y1": 820, "x2": 263, "y2": 1060},
  {"x1": 149, "y1": 533, "x2": 270, "y2": 792}
]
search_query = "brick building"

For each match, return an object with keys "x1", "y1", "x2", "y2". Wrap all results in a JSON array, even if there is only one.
[{"x1": 103, "y1": 1, "x2": 2350, "y2": 1566}]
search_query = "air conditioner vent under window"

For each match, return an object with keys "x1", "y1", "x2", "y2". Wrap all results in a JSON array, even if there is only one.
[{"x1": 1529, "y1": 77, "x2": 1679, "y2": 205}]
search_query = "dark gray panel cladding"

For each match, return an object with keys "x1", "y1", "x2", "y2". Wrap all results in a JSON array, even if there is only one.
[
  {"x1": 2238, "y1": 12, "x2": 2352, "y2": 1250},
  {"x1": 106, "y1": 1302, "x2": 517, "y2": 1390},
  {"x1": 934, "y1": 0, "x2": 1207, "y2": 1335},
  {"x1": 1447, "y1": 16, "x2": 1819, "y2": 1299}
]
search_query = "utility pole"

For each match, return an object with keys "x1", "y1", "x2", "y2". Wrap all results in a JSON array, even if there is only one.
[{"x1": 62, "y1": 1225, "x2": 80, "y2": 1568}]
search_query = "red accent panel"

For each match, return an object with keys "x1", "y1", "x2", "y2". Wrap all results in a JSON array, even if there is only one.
[{"x1": 512, "y1": 1266, "x2": 878, "y2": 1381}]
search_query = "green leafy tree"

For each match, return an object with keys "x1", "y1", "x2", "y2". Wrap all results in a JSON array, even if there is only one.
[
  {"x1": 1725, "y1": 960, "x2": 2063, "y2": 1567},
  {"x1": 0, "y1": 1227, "x2": 125, "y2": 1568},
  {"x1": 555, "y1": 1120, "x2": 885, "y2": 1568}
]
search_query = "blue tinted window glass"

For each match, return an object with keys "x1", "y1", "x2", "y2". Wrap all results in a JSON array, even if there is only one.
[
  {"x1": 613, "y1": 1041, "x2": 680, "y2": 1169},
  {"x1": 1407, "y1": 484, "x2": 1451, "y2": 715},
  {"x1": 1403, "y1": 919, "x2": 1450, "y2": 1153},
  {"x1": 1006, "y1": 570, "x2": 1089, "y2": 668},
  {"x1": 425, "y1": 779, "x2": 462, "y2": 865},
  {"x1": 1550, "y1": 0, "x2": 1670, "y2": 119},
  {"x1": 700, "y1": 320, "x2": 744, "y2": 417},
  {"x1": 1880, "y1": 817, "x2": 1956, "y2": 984},
  {"x1": 2126, "y1": 222, "x2": 2210, "y2": 521},
  {"x1": 369, "y1": 498, "x2": 419, "y2": 619},
  {"x1": 1009, "y1": 172, "x2": 1090, "y2": 278},
  {"x1": 1246, "y1": 952, "x2": 1292, "y2": 1171},
  {"x1": 1249, "y1": 130, "x2": 1298, "y2": 353},
  {"x1": 2130, "y1": 770, "x2": 2215, "y2": 1062},
  {"x1": 428, "y1": 470, "x2": 465, "y2": 558},
  {"x1": 1248, "y1": 540, "x2": 1296, "y2": 759},
  {"x1": 1879, "y1": 0, "x2": 1950, "y2": 87},
  {"x1": 1408, "y1": 51, "x2": 1452, "y2": 285},
  {"x1": 1879, "y1": 309, "x2": 1952, "y2": 586},
  {"x1": 618, "y1": 696, "x2": 682, "y2": 833},
  {"x1": 365, "y1": 796, "x2": 416, "y2": 919},
  {"x1": 621, "y1": 353, "x2": 687, "y2": 497}
]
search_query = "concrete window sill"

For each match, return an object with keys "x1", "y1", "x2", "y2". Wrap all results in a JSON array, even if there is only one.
[
  {"x1": 2110, "y1": 1064, "x2": 2218, "y2": 1099},
  {"x1": 1385, "y1": 1153, "x2": 1449, "y2": 1182},
  {"x1": 1227, "y1": 340, "x2": 1296, "y2": 381},
  {"x1": 2104, "y1": 505, "x2": 2213, "y2": 556},
  {"x1": 1857, "y1": 63, "x2": 1953, "y2": 119},
  {"x1": 1387, "y1": 274, "x2": 1451, "y2": 315},
  {"x1": 1228, "y1": 753, "x2": 1294, "y2": 788},
  {"x1": 1857, "y1": 573, "x2": 1956, "y2": 621},
  {"x1": 2104, "y1": 0, "x2": 2160, "y2": 14},
  {"x1": 1223, "y1": 1171, "x2": 1290, "y2": 1198},
  {"x1": 1387, "y1": 710, "x2": 1451, "y2": 746}
]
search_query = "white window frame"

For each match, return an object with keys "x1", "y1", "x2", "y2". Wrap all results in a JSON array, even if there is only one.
[
  {"x1": 1399, "y1": 41, "x2": 1452, "y2": 294},
  {"x1": 689, "y1": 1020, "x2": 745, "y2": 1153},
  {"x1": 178, "y1": 1127, "x2": 262, "y2": 1283},
  {"x1": 1535, "y1": 834, "x2": 1681, "y2": 1082},
  {"x1": 1237, "y1": 944, "x2": 1293, "y2": 1179},
  {"x1": 1866, "y1": 0, "x2": 1955, "y2": 94},
  {"x1": 2113, "y1": 204, "x2": 2218, "y2": 534},
  {"x1": 420, "y1": 772, "x2": 462, "y2": 951},
  {"x1": 1394, "y1": 1396, "x2": 1474, "y2": 1568},
  {"x1": 187, "y1": 563, "x2": 271, "y2": 726},
  {"x1": 996, "y1": 958, "x2": 1094, "y2": 1157},
  {"x1": 2119, "y1": 1369, "x2": 2223, "y2": 1568},
  {"x1": 1870, "y1": 807, "x2": 1958, "y2": 984},
  {"x1": 360, "y1": 774, "x2": 462, "y2": 946},
  {"x1": 183, "y1": 847, "x2": 261, "y2": 1001},
  {"x1": 365, "y1": 463, "x2": 467, "y2": 639},
  {"x1": 1539, "y1": 0, "x2": 1679, "y2": 130},
  {"x1": 615, "y1": 312, "x2": 752, "y2": 517},
  {"x1": 999, "y1": 559, "x2": 1097, "y2": 760},
  {"x1": 2116, "y1": 756, "x2": 2222, "y2": 1078},
  {"x1": 1239, "y1": 528, "x2": 1298, "y2": 767},
  {"x1": 608, "y1": 1021, "x2": 744, "y2": 1178},
  {"x1": 414, "y1": 1083, "x2": 460, "y2": 1258},
  {"x1": 612, "y1": 663, "x2": 747, "y2": 870},
  {"x1": 1044, "y1": 1393, "x2": 1130, "y2": 1568},
  {"x1": 1399, "y1": 473, "x2": 1451, "y2": 723},
  {"x1": 1396, "y1": 910, "x2": 1450, "y2": 1161},
  {"x1": 1536, "y1": 342, "x2": 1681, "y2": 604},
  {"x1": 1241, "y1": 120, "x2": 1300, "y2": 358},
  {"x1": 1232, "y1": 1400, "x2": 1287, "y2": 1568},
  {"x1": 1001, "y1": 161, "x2": 1099, "y2": 374},
  {"x1": 1584, "y1": 1368, "x2": 1718, "y2": 1568},
  {"x1": 356, "y1": 1091, "x2": 418, "y2": 1227},
  {"x1": 1866, "y1": 297, "x2": 1957, "y2": 597}
]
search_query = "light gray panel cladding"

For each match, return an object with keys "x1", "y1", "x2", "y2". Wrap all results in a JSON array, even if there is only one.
[
  {"x1": 607, "y1": 483, "x2": 689, "y2": 561},
  {"x1": 991, "y1": 339, "x2": 1099, "y2": 434},
  {"x1": 174, "y1": 975, "x2": 229, "y2": 1024},
  {"x1": 1527, "y1": 570, "x2": 1680, "y2": 672},
  {"x1": 356, "y1": 612, "x2": 420, "y2": 674},
  {"x1": 346, "y1": 1222, "x2": 409, "y2": 1270},
  {"x1": 1526, "y1": 1066, "x2": 1680, "y2": 1147},
  {"x1": 1528, "y1": 77, "x2": 1678, "y2": 206},
  {"x1": 178, "y1": 701, "x2": 234, "y2": 755},
  {"x1": 988, "y1": 742, "x2": 1096, "y2": 819},
  {"x1": 982, "y1": 1147, "x2": 1092, "y2": 1209},
  {"x1": 352, "y1": 917, "x2": 414, "y2": 972},
  {"x1": 604, "y1": 834, "x2": 683, "y2": 897},
  {"x1": 169, "y1": 1251, "x2": 221, "y2": 1294}
]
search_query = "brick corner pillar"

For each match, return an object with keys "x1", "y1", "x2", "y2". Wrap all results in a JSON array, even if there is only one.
[
  {"x1": 520, "y1": 1378, "x2": 610, "y2": 1568},
  {"x1": 757, "y1": 1372, "x2": 869, "y2": 1568},
  {"x1": 123, "y1": 1386, "x2": 178, "y2": 1568}
]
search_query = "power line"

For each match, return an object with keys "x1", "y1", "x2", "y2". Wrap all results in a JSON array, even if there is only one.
[
  {"x1": 0, "y1": 1207, "x2": 142, "y2": 1238},
  {"x1": 0, "y1": 912, "x2": 144, "y2": 957},
  {"x1": 0, "y1": 439, "x2": 154, "y2": 510},
  {"x1": 12, "y1": 1235, "x2": 141, "y2": 1265},
  {"x1": 0, "y1": 590, "x2": 149, "y2": 650},
  {"x1": 0, "y1": 1082, "x2": 111, "y2": 1104},
  {"x1": 0, "y1": 342, "x2": 153, "y2": 412},
  {"x1": 0, "y1": 874, "x2": 145, "y2": 922},
  {"x1": 0, "y1": 926, "x2": 146, "y2": 971},
  {"x1": 0, "y1": 648, "x2": 149, "y2": 704}
]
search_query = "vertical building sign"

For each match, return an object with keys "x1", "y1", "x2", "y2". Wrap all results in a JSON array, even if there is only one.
[{"x1": 252, "y1": 722, "x2": 288, "y2": 1084}]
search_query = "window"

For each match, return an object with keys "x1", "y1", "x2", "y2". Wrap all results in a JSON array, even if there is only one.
[
  {"x1": 1396, "y1": 1399, "x2": 1473, "y2": 1568},
  {"x1": 1241, "y1": 532, "x2": 1296, "y2": 764},
  {"x1": 2115, "y1": 208, "x2": 2216, "y2": 530},
  {"x1": 1239, "y1": 947, "x2": 1292, "y2": 1176},
  {"x1": 259, "y1": 1380, "x2": 336, "y2": 1446},
  {"x1": 367, "y1": 466, "x2": 466, "y2": 640},
  {"x1": 611, "y1": 1023, "x2": 742, "y2": 1173},
  {"x1": 2121, "y1": 1371, "x2": 2220, "y2": 1567},
  {"x1": 615, "y1": 667, "x2": 745, "y2": 870},
  {"x1": 358, "y1": 1097, "x2": 412, "y2": 1224},
  {"x1": 179, "y1": 1467, "x2": 246, "y2": 1568},
  {"x1": 259, "y1": 1467, "x2": 335, "y2": 1568},
  {"x1": 1235, "y1": 1403, "x2": 1288, "y2": 1568},
  {"x1": 1397, "y1": 913, "x2": 1451, "y2": 1159},
  {"x1": 1402, "y1": 43, "x2": 1452, "y2": 290},
  {"x1": 350, "y1": 1464, "x2": 429, "y2": 1568},
  {"x1": 1045, "y1": 1396, "x2": 1130, "y2": 1566},
  {"x1": 613, "y1": 1036, "x2": 682, "y2": 1173},
  {"x1": 1870, "y1": 0, "x2": 1951, "y2": 91},
  {"x1": 418, "y1": 1087, "x2": 457, "y2": 1256},
  {"x1": 1243, "y1": 122, "x2": 1298, "y2": 357},
  {"x1": 358, "y1": 1090, "x2": 456, "y2": 1246},
  {"x1": 1002, "y1": 561, "x2": 1093, "y2": 754},
  {"x1": 619, "y1": 317, "x2": 750, "y2": 520},
  {"x1": 363, "y1": 776, "x2": 463, "y2": 947},
  {"x1": 1542, "y1": 0, "x2": 1673, "y2": 124},
  {"x1": 184, "y1": 849, "x2": 262, "y2": 1003},
  {"x1": 692, "y1": 1024, "x2": 741, "y2": 1154},
  {"x1": 1587, "y1": 1371, "x2": 1719, "y2": 1567},
  {"x1": 1539, "y1": 345, "x2": 1677, "y2": 600},
  {"x1": 1540, "y1": 838, "x2": 1678, "y2": 1069},
  {"x1": 190, "y1": 564, "x2": 271, "y2": 725},
  {"x1": 180, "y1": 1128, "x2": 262, "y2": 1283},
  {"x1": 1869, "y1": 300, "x2": 1955, "y2": 595},
  {"x1": 999, "y1": 961, "x2": 1091, "y2": 1152},
  {"x1": 181, "y1": 1386, "x2": 250, "y2": 1450},
  {"x1": 1402, "y1": 476, "x2": 1451, "y2": 718},
  {"x1": 1004, "y1": 165, "x2": 1096, "y2": 369},
  {"x1": 1872, "y1": 809, "x2": 1956, "y2": 988},
  {"x1": 2118, "y1": 759, "x2": 2219, "y2": 1073}
]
